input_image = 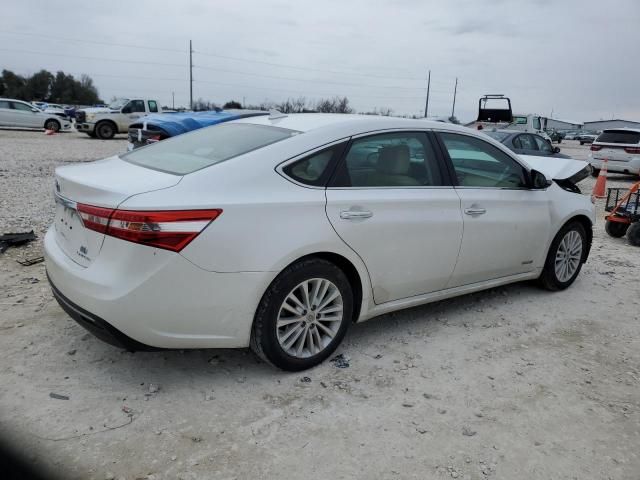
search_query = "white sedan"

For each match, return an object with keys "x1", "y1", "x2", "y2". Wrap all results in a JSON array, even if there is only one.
[
  {"x1": 45, "y1": 114, "x2": 595, "y2": 370},
  {"x1": 0, "y1": 98, "x2": 71, "y2": 132}
]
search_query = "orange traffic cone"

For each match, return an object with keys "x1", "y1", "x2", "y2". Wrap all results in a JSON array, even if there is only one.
[
  {"x1": 44, "y1": 129, "x2": 56, "y2": 135},
  {"x1": 592, "y1": 158, "x2": 608, "y2": 199}
]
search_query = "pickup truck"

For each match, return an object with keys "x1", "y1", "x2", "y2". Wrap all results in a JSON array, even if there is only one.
[{"x1": 76, "y1": 98, "x2": 162, "y2": 139}]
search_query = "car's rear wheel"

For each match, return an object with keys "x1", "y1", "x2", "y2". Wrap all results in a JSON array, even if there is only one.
[
  {"x1": 627, "y1": 222, "x2": 640, "y2": 247},
  {"x1": 96, "y1": 121, "x2": 116, "y2": 140},
  {"x1": 539, "y1": 221, "x2": 587, "y2": 291},
  {"x1": 251, "y1": 258, "x2": 353, "y2": 371},
  {"x1": 605, "y1": 220, "x2": 629, "y2": 238},
  {"x1": 44, "y1": 119, "x2": 60, "y2": 132}
]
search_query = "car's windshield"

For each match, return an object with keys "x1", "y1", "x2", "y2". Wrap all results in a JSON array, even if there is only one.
[
  {"x1": 109, "y1": 98, "x2": 130, "y2": 110},
  {"x1": 483, "y1": 131, "x2": 510, "y2": 141},
  {"x1": 121, "y1": 122, "x2": 299, "y2": 174}
]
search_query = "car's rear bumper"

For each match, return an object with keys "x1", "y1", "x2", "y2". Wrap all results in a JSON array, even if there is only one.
[
  {"x1": 44, "y1": 227, "x2": 274, "y2": 349},
  {"x1": 589, "y1": 156, "x2": 640, "y2": 175}
]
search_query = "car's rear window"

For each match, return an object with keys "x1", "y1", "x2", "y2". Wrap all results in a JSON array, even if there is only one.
[
  {"x1": 596, "y1": 130, "x2": 640, "y2": 145},
  {"x1": 121, "y1": 123, "x2": 299, "y2": 174},
  {"x1": 483, "y1": 131, "x2": 510, "y2": 141}
]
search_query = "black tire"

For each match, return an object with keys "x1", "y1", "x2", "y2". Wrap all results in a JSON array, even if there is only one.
[
  {"x1": 44, "y1": 119, "x2": 60, "y2": 132},
  {"x1": 590, "y1": 167, "x2": 600, "y2": 177},
  {"x1": 538, "y1": 221, "x2": 587, "y2": 291},
  {"x1": 580, "y1": 141, "x2": 584, "y2": 145},
  {"x1": 605, "y1": 220, "x2": 629, "y2": 238},
  {"x1": 95, "y1": 121, "x2": 116, "y2": 140},
  {"x1": 627, "y1": 222, "x2": 640, "y2": 247},
  {"x1": 250, "y1": 258, "x2": 353, "y2": 371},
  {"x1": 88, "y1": 131, "x2": 97, "y2": 138}
]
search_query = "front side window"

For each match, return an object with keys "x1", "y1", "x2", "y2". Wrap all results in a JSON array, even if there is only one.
[
  {"x1": 440, "y1": 133, "x2": 527, "y2": 189},
  {"x1": 148, "y1": 100, "x2": 158, "y2": 113},
  {"x1": 332, "y1": 132, "x2": 444, "y2": 187},
  {"x1": 11, "y1": 102, "x2": 33, "y2": 112},
  {"x1": 122, "y1": 123, "x2": 298, "y2": 175},
  {"x1": 130, "y1": 100, "x2": 146, "y2": 113},
  {"x1": 533, "y1": 117, "x2": 542, "y2": 130},
  {"x1": 533, "y1": 135, "x2": 553, "y2": 153}
]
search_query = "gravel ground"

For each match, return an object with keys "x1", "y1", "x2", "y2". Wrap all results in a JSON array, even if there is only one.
[{"x1": 0, "y1": 130, "x2": 639, "y2": 480}]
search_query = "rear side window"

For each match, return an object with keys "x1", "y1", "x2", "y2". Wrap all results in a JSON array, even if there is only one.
[
  {"x1": 0, "y1": 100, "x2": 10, "y2": 109},
  {"x1": 331, "y1": 131, "x2": 444, "y2": 187},
  {"x1": 122, "y1": 123, "x2": 298, "y2": 175},
  {"x1": 148, "y1": 100, "x2": 158, "y2": 113},
  {"x1": 597, "y1": 130, "x2": 640, "y2": 144},
  {"x1": 283, "y1": 144, "x2": 345, "y2": 187}
]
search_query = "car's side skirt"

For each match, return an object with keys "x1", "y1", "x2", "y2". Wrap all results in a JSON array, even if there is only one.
[{"x1": 358, "y1": 269, "x2": 541, "y2": 322}]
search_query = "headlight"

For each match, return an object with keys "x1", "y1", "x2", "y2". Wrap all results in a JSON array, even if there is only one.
[{"x1": 86, "y1": 113, "x2": 95, "y2": 121}]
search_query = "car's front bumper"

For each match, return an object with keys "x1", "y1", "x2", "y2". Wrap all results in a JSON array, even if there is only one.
[
  {"x1": 44, "y1": 227, "x2": 273, "y2": 349},
  {"x1": 76, "y1": 122, "x2": 96, "y2": 133}
]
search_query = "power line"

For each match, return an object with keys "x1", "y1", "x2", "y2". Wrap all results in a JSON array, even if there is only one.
[
  {"x1": 0, "y1": 30, "x2": 185, "y2": 53},
  {"x1": 193, "y1": 49, "x2": 429, "y2": 82},
  {"x1": 0, "y1": 48, "x2": 186, "y2": 68},
  {"x1": 194, "y1": 64, "x2": 430, "y2": 91}
]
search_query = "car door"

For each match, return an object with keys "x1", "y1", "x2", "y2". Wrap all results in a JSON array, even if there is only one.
[
  {"x1": 436, "y1": 131, "x2": 551, "y2": 288},
  {"x1": 0, "y1": 100, "x2": 13, "y2": 126},
  {"x1": 121, "y1": 100, "x2": 146, "y2": 129},
  {"x1": 512, "y1": 133, "x2": 540, "y2": 156},
  {"x1": 10, "y1": 101, "x2": 41, "y2": 127},
  {"x1": 325, "y1": 130, "x2": 463, "y2": 304}
]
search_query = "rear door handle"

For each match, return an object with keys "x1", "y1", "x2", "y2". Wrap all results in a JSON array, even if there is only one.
[
  {"x1": 464, "y1": 207, "x2": 486, "y2": 216},
  {"x1": 340, "y1": 210, "x2": 373, "y2": 220}
]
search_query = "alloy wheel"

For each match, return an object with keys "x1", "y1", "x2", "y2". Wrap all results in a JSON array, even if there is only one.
[
  {"x1": 554, "y1": 230, "x2": 583, "y2": 282},
  {"x1": 276, "y1": 278, "x2": 343, "y2": 358}
]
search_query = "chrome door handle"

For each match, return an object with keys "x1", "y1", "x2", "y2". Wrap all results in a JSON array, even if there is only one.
[
  {"x1": 340, "y1": 210, "x2": 373, "y2": 220},
  {"x1": 464, "y1": 207, "x2": 486, "y2": 216}
]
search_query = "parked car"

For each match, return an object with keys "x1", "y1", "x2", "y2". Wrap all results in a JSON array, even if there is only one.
[
  {"x1": 127, "y1": 109, "x2": 268, "y2": 150},
  {"x1": 588, "y1": 128, "x2": 640, "y2": 177},
  {"x1": 576, "y1": 132, "x2": 598, "y2": 145},
  {"x1": 0, "y1": 98, "x2": 71, "y2": 132},
  {"x1": 483, "y1": 130, "x2": 572, "y2": 158},
  {"x1": 563, "y1": 131, "x2": 581, "y2": 140},
  {"x1": 76, "y1": 98, "x2": 163, "y2": 139},
  {"x1": 546, "y1": 130, "x2": 564, "y2": 143},
  {"x1": 45, "y1": 114, "x2": 594, "y2": 371}
]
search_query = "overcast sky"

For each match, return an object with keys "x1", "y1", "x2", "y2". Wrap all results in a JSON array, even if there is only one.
[{"x1": 3, "y1": 0, "x2": 639, "y2": 122}]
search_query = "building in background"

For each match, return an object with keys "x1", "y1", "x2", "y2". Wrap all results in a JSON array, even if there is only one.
[
  {"x1": 583, "y1": 119, "x2": 640, "y2": 131},
  {"x1": 546, "y1": 118, "x2": 583, "y2": 131}
]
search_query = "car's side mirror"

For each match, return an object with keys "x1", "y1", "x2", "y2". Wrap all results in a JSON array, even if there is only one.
[
  {"x1": 530, "y1": 169, "x2": 551, "y2": 189},
  {"x1": 121, "y1": 107, "x2": 131, "y2": 114},
  {"x1": 553, "y1": 146, "x2": 561, "y2": 154}
]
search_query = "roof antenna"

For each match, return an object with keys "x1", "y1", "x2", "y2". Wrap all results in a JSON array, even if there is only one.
[{"x1": 268, "y1": 109, "x2": 287, "y2": 120}]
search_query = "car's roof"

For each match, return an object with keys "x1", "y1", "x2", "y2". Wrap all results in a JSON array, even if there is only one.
[
  {"x1": 602, "y1": 127, "x2": 640, "y2": 133},
  {"x1": 0, "y1": 98, "x2": 28, "y2": 102},
  {"x1": 233, "y1": 113, "x2": 472, "y2": 135}
]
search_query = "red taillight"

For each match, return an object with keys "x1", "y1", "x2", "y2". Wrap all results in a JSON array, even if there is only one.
[
  {"x1": 77, "y1": 204, "x2": 113, "y2": 233},
  {"x1": 624, "y1": 147, "x2": 640, "y2": 154},
  {"x1": 77, "y1": 204, "x2": 222, "y2": 252},
  {"x1": 590, "y1": 145, "x2": 602, "y2": 151}
]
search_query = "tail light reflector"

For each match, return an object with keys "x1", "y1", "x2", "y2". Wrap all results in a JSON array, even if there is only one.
[
  {"x1": 77, "y1": 204, "x2": 222, "y2": 252},
  {"x1": 624, "y1": 147, "x2": 640, "y2": 154},
  {"x1": 590, "y1": 145, "x2": 602, "y2": 151},
  {"x1": 77, "y1": 204, "x2": 113, "y2": 233}
]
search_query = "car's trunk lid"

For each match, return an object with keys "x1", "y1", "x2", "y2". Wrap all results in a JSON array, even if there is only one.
[{"x1": 53, "y1": 156, "x2": 181, "y2": 267}]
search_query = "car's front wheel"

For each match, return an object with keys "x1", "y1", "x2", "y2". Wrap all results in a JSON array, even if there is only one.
[
  {"x1": 539, "y1": 221, "x2": 587, "y2": 291},
  {"x1": 95, "y1": 121, "x2": 116, "y2": 140},
  {"x1": 251, "y1": 258, "x2": 353, "y2": 371},
  {"x1": 44, "y1": 119, "x2": 60, "y2": 132}
]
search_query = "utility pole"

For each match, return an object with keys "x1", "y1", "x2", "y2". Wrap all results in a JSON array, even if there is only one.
[
  {"x1": 172, "y1": 91, "x2": 175, "y2": 110},
  {"x1": 451, "y1": 77, "x2": 458, "y2": 120},
  {"x1": 189, "y1": 40, "x2": 193, "y2": 110},
  {"x1": 424, "y1": 70, "x2": 431, "y2": 118}
]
